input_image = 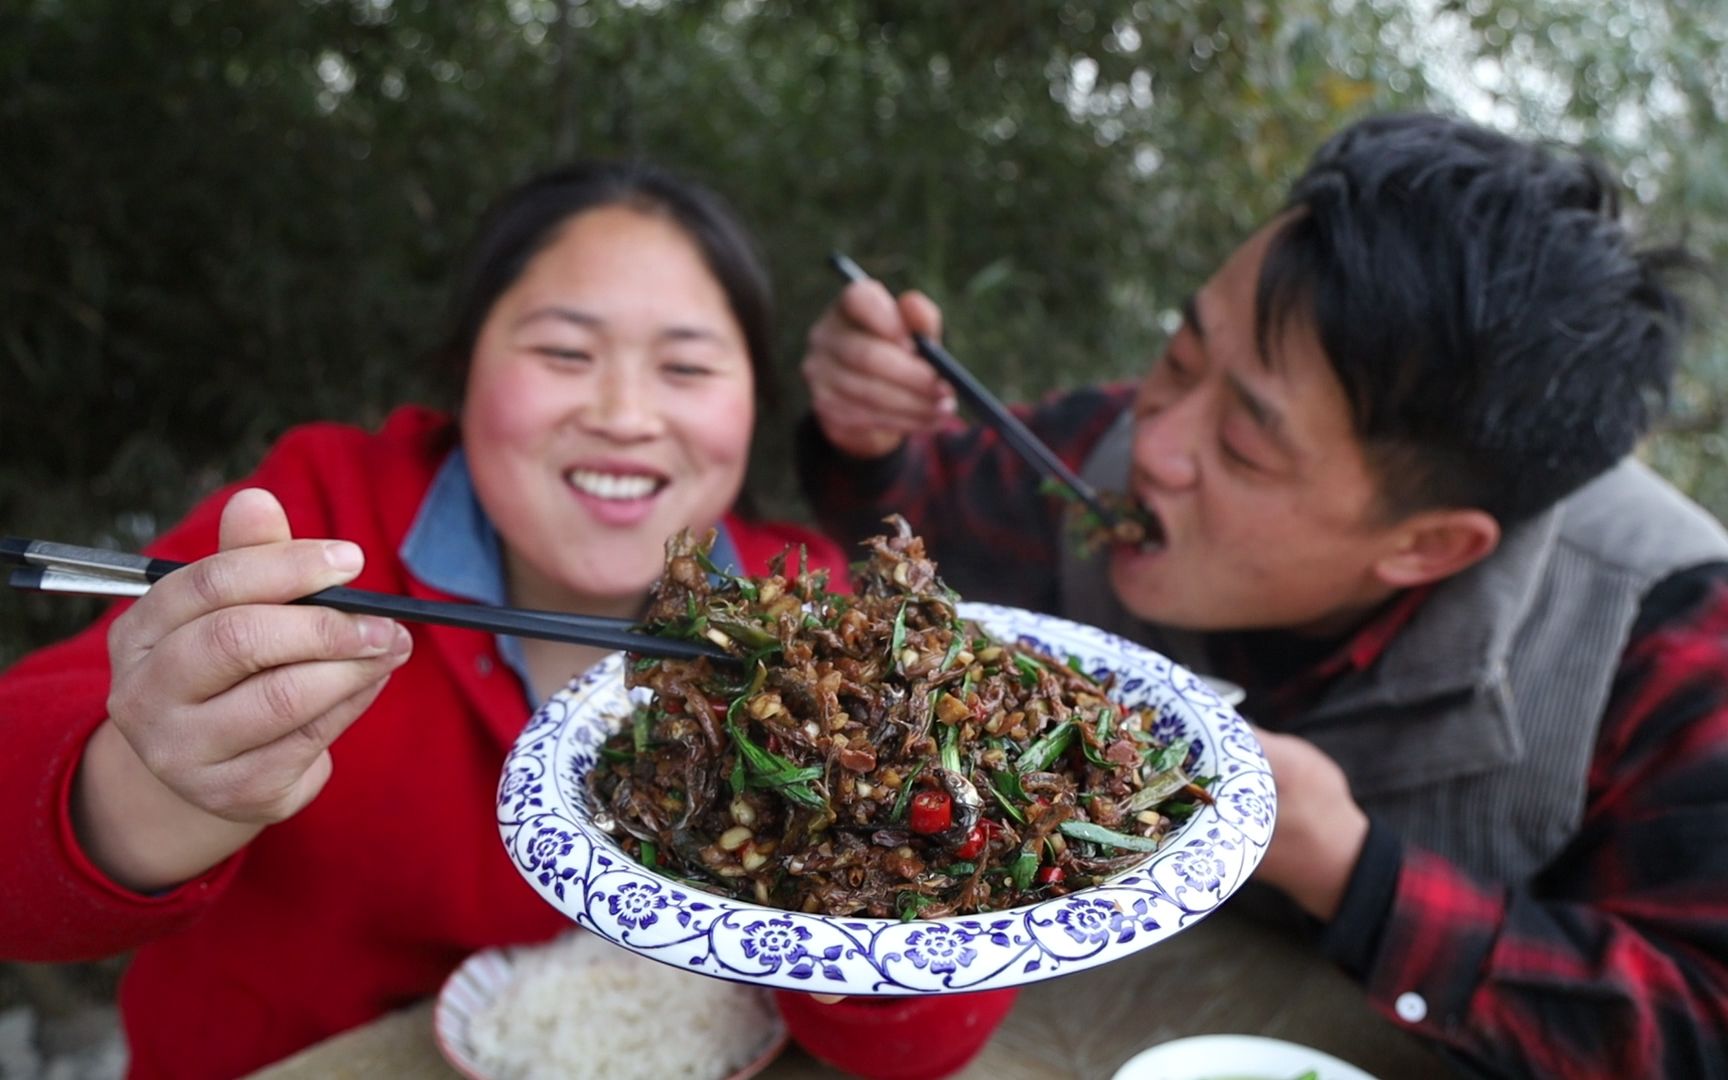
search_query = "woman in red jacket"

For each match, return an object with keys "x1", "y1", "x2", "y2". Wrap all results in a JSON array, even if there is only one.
[{"x1": 0, "y1": 162, "x2": 907, "y2": 1078}]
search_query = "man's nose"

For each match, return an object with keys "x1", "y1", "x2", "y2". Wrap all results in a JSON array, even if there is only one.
[{"x1": 1131, "y1": 396, "x2": 1201, "y2": 490}]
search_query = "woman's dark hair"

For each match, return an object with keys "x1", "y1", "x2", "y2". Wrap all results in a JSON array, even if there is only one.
[
  {"x1": 433, "y1": 159, "x2": 778, "y2": 416},
  {"x1": 1255, "y1": 112, "x2": 1700, "y2": 527}
]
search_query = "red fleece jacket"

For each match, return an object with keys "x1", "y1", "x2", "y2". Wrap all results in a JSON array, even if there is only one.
[{"x1": 0, "y1": 407, "x2": 873, "y2": 1079}]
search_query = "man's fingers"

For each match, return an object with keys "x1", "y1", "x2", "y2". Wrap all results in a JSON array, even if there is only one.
[
  {"x1": 898, "y1": 289, "x2": 943, "y2": 341},
  {"x1": 836, "y1": 279, "x2": 913, "y2": 344},
  {"x1": 806, "y1": 315, "x2": 950, "y2": 399},
  {"x1": 810, "y1": 355, "x2": 953, "y2": 430}
]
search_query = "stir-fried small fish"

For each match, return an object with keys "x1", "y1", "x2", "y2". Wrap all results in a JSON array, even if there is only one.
[{"x1": 588, "y1": 516, "x2": 1209, "y2": 919}]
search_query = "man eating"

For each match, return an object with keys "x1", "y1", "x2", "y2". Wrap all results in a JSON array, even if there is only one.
[{"x1": 795, "y1": 112, "x2": 1728, "y2": 1077}]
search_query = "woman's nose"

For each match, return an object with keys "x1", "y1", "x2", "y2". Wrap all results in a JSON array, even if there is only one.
[
  {"x1": 1131, "y1": 396, "x2": 1201, "y2": 490},
  {"x1": 577, "y1": 364, "x2": 665, "y2": 441}
]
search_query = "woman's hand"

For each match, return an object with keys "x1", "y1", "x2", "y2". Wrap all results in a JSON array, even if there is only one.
[
  {"x1": 73, "y1": 487, "x2": 413, "y2": 892},
  {"x1": 1250, "y1": 726, "x2": 1370, "y2": 922},
  {"x1": 801, "y1": 279, "x2": 956, "y2": 460}
]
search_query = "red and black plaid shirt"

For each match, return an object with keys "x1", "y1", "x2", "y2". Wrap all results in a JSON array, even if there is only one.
[{"x1": 798, "y1": 389, "x2": 1728, "y2": 1079}]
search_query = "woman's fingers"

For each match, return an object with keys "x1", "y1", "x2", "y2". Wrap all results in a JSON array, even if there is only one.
[
  {"x1": 164, "y1": 603, "x2": 404, "y2": 704},
  {"x1": 115, "y1": 538, "x2": 367, "y2": 653},
  {"x1": 218, "y1": 485, "x2": 295, "y2": 550},
  {"x1": 100, "y1": 485, "x2": 413, "y2": 825},
  {"x1": 118, "y1": 636, "x2": 409, "y2": 821},
  {"x1": 159, "y1": 616, "x2": 411, "y2": 759},
  {"x1": 193, "y1": 672, "x2": 397, "y2": 822}
]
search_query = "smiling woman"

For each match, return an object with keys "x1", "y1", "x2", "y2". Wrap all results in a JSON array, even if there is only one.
[
  {"x1": 456, "y1": 201, "x2": 763, "y2": 698},
  {"x1": 0, "y1": 161, "x2": 865, "y2": 1080}
]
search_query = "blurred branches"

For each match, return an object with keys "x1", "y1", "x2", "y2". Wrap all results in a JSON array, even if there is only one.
[{"x1": 3, "y1": 0, "x2": 1725, "y2": 663}]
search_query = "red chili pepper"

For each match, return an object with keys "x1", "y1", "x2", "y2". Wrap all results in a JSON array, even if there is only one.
[
  {"x1": 908, "y1": 790, "x2": 953, "y2": 835},
  {"x1": 954, "y1": 822, "x2": 992, "y2": 860},
  {"x1": 1035, "y1": 865, "x2": 1065, "y2": 885}
]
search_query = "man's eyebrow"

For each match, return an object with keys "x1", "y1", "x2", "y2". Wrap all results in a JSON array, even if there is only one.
[
  {"x1": 1226, "y1": 371, "x2": 1295, "y2": 454},
  {"x1": 1184, "y1": 290, "x2": 1295, "y2": 456},
  {"x1": 1181, "y1": 294, "x2": 1204, "y2": 343}
]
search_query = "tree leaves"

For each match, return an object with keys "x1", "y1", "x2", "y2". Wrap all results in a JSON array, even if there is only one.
[{"x1": 2, "y1": 0, "x2": 1723, "y2": 666}]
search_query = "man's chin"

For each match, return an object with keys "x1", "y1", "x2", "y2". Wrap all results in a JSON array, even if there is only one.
[{"x1": 1109, "y1": 553, "x2": 1186, "y2": 625}]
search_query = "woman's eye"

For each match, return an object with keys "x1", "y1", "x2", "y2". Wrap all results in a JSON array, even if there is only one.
[
  {"x1": 535, "y1": 346, "x2": 592, "y2": 364},
  {"x1": 662, "y1": 361, "x2": 715, "y2": 378}
]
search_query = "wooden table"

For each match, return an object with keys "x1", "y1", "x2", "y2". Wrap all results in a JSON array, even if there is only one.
[{"x1": 249, "y1": 910, "x2": 1455, "y2": 1079}]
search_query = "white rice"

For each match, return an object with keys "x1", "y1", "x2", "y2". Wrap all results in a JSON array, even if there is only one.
[{"x1": 467, "y1": 932, "x2": 778, "y2": 1080}]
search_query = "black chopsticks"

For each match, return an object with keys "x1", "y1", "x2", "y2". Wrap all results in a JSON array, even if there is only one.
[
  {"x1": 2, "y1": 537, "x2": 735, "y2": 664},
  {"x1": 827, "y1": 251, "x2": 1118, "y2": 527}
]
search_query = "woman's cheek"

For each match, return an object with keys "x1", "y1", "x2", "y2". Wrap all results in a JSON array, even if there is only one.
[
  {"x1": 702, "y1": 388, "x2": 755, "y2": 466},
  {"x1": 468, "y1": 363, "x2": 563, "y2": 446}
]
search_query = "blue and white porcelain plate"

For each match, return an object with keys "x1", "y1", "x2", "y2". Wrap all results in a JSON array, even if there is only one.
[{"x1": 497, "y1": 603, "x2": 1276, "y2": 996}]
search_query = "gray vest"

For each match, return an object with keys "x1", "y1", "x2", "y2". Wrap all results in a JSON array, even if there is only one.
[{"x1": 1058, "y1": 414, "x2": 1728, "y2": 882}]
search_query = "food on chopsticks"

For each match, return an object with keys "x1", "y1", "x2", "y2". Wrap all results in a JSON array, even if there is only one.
[
  {"x1": 1038, "y1": 479, "x2": 1160, "y2": 552},
  {"x1": 587, "y1": 516, "x2": 1210, "y2": 919}
]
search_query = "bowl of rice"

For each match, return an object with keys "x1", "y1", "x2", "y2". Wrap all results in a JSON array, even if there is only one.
[{"x1": 435, "y1": 930, "x2": 789, "y2": 1080}]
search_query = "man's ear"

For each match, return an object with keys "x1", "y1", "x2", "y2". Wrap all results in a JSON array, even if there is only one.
[{"x1": 1372, "y1": 508, "x2": 1501, "y2": 589}]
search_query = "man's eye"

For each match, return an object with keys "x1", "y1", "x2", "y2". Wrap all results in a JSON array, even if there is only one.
[
  {"x1": 1161, "y1": 355, "x2": 1196, "y2": 383},
  {"x1": 1221, "y1": 440, "x2": 1260, "y2": 470}
]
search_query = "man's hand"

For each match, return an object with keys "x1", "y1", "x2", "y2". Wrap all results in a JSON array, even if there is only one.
[
  {"x1": 1250, "y1": 726, "x2": 1370, "y2": 922},
  {"x1": 801, "y1": 280, "x2": 955, "y2": 460}
]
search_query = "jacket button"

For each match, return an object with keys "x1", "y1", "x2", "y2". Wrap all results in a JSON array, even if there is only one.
[
  {"x1": 1394, "y1": 991, "x2": 1427, "y2": 1024},
  {"x1": 475, "y1": 656, "x2": 494, "y2": 676}
]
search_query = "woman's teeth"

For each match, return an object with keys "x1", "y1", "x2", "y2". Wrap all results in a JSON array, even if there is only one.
[{"x1": 566, "y1": 469, "x2": 658, "y2": 501}]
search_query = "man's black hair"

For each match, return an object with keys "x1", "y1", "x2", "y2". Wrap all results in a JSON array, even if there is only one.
[{"x1": 1256, "y1": 112, "x2": 1699, "y2": 527}]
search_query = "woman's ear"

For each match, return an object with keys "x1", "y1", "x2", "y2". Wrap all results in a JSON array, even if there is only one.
[{"x1": 1373, "y1": 508, "x2": 1501, "y2": 589}]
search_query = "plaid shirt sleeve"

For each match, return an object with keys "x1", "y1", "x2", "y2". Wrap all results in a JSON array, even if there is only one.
[
  {"x1": 795, "y1": 382, "x2": 1136, "y2": 608},
  {"x1": 1325, "y1": 562, "x2": 1728, "y2": 1079}
]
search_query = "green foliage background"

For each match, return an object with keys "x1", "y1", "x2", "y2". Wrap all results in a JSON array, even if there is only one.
[{"x1": 4, "y1": 0, "x2": 1726, "y2": 667}]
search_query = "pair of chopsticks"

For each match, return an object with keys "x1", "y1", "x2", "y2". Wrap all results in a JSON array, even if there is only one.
[
  {"x1": 828, "y1": 252, "x2": 1118, "y2": 528},
  {"x1": 1, "y1": 537, "x2": 734, "y2": 664}
]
